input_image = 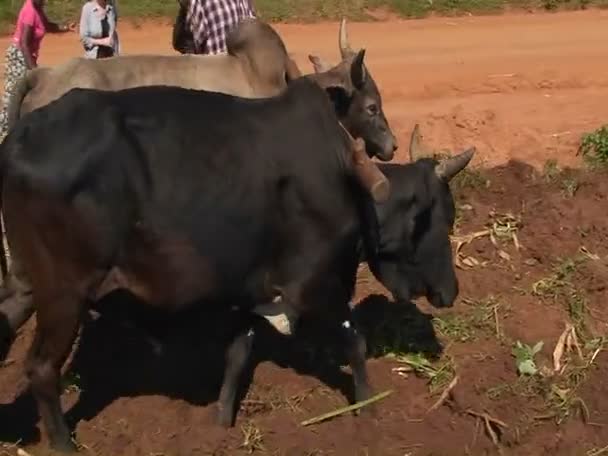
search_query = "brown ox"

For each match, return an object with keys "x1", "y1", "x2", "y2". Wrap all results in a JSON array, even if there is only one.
[{"x1": 6, "y1": 17, "x2": 301, "y2": 130}]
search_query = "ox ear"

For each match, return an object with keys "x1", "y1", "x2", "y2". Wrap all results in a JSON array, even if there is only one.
[
  {"x1": 307, "y1": 64, "x2": 355, "y2": 96},
  {"x1": 350, "y1": 49, "x2": 367, "y2": 90},
  {"x1": 308, "y1": 54, "x2": 332, "y2": 74},
  {"x1": 435, "y1": 147, "x2": 476, "y2": 182},
  {"x1": 285, "y1": 56, "x2": 302, "y2": 82}
]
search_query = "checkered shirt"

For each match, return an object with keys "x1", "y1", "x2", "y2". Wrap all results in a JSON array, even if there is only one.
[{"x1": 186, "y1": 0, "x2": 256, "y2": 55}]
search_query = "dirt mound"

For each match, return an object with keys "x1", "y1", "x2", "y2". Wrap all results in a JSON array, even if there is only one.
[{"x1": 1, "y1": 161, "x2": 607, "y2": 456}]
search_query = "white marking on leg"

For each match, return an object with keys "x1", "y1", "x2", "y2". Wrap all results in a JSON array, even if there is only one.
[
  {"x1": 251, "y1": 302, "x2": 294, "y2": 336},
  {"x1": 342, "y1": 320, "x2": 351, "y2": 329}
]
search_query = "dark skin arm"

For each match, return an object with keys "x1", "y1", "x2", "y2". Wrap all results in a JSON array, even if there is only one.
[
  {"x1": 18, "y1": 24, "x2": 37, "y2": 69},
  {"x1": 41, "y1": 12, "x2": 70, "y2": 33}
]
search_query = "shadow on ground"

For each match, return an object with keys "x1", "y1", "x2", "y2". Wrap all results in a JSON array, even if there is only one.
[{"x1": 0, "y1": 288, "x2": 441, "y2": 445}]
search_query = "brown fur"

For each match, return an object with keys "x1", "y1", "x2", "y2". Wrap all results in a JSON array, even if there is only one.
[{"x1": 7, "y1": 18, "x2": 301, "y2": 129}]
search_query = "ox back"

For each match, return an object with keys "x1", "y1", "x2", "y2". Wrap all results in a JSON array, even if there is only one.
[{"x1": 3, "y1": 79, "x2": 375, "y2": 313}]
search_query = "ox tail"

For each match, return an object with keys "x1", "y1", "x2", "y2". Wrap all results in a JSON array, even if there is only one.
[
  {"x1": 0, "y1": 134, "x2": 8, "y2": 280},
  {"x1": 0, "y1": 135, "x2": 11, "y2": 361},
  {"x1": 0, "y1": 68, "x2": 34, "y2": 286}
]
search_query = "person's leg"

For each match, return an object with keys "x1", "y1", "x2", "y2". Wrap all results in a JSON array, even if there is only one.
[{"x1": 0, "y1": 44, "x2": 27, "y2": 140}]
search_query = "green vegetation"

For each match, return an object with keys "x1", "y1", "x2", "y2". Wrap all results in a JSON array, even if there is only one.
[
  {"x1": 542, "y1": 159, "x2": 580, "y2": 198},
  {"x1": 2, "y1": 0, "x2": 608, "y2": 35},
  {"x1": 512, "y1": 340, "x2": 544, "y2": 376},
  {"x1": 580, "y1": 125, "x2": 608, "y2": 168}
]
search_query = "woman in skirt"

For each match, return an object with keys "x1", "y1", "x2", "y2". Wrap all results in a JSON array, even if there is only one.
[{"x1": 0, "y1": 0, "x2": 69, "y2": 139}]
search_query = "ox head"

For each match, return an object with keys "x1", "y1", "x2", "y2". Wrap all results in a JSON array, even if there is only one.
[
  {"x1": 307, "y1": 19, "x2": 397, "y2": 162},
  {"x1": 373, "y1": 125, "x2": 475, "y2": 309}
]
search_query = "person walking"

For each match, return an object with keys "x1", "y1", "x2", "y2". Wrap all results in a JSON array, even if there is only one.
[
  {"x1": 0, "y1": 0, "x2": 69, "y2": 139},
  {"x1": 79, "y1": 0, "x2": 120, "y2": 59},
  {"x1": 181, "y1": 0, "x2": 256, "y2": 55},
  {"x1": 172, "y1": 0, "x2": 196, "y2": 54}
]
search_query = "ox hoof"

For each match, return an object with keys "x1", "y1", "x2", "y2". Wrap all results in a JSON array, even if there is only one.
[
  {"x1": 354, "y1": 390, "x2": 377, "y2": 417},
  {"x1": 216, "y1": 406, "x2": 234, "y2": 428},
  {"x1": 358, "y1": 402, "x2": 377, "y2": 418},
  {"x1": 50, "y1": 438, "x2": 78, "y2": 453}
]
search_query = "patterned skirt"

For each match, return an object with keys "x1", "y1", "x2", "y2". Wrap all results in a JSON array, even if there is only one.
[{"x1": 0, "y1": 44, "x2": 28, "y2": 141}]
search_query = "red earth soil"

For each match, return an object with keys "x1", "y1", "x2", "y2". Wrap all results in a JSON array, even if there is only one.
[{"x1": 1, "y1": 10, "x2": 608, "y2": 456}]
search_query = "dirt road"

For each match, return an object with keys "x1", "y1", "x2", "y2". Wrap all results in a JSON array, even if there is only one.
[
  {"x1": 2, "y1": 10, "x2": 608, "y2": 167},
  {"x1": 1, "y1": 11, "x2": 608, "y2": 456}
]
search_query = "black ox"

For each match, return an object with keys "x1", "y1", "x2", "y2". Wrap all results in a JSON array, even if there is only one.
[
  {"x1": 367, "y1": 125, "x2": 474, "y2": 308},
  {"x1": 0, "y1": 57, "x2": 388, "y2": 452}
]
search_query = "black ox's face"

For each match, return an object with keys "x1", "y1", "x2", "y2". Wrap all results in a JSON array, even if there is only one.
[
  {"x1": 400, "y1": 164, "x2": 460, "y2": 309},
  {"x1": 308, "y1": 19, "x2": 398, "y2": 162},
  {"x1": 371, "y1": 126, "x2": 475, "y2": 309}
]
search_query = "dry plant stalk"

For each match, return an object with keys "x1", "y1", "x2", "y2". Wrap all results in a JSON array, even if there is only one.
[
  {"x1": 451, "y1": 230, "x2": 491, "y2": 270},
  {"x1": 300, "y1": 390, "x2": 393, "y2": 426},
  {"x1": 465, "y1": 409, "x2": 508, "y2": 450},
  {"x1": 553, "y1": 323, "x2": 585, "y2": 373},
  {"x1": 17, "y1": 449, "x2": 35, "y2": 456},
  {"x1": 427, "y1": 375, "x2": 459, "y2": 414},
  {"x1": 451, "y1": 210, "x2": 522, "y2": 270}
]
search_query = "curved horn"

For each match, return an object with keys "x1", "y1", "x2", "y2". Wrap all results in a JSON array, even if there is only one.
[
  {"x1": 339, "y1": 18, "x2": 354, "y2": 58},
  {"x1": 434, "y1": 147, "x2": 476, "y2": 182},
  {"x1": 408, "y1": 123, "x2": 426, "y2": 162}
]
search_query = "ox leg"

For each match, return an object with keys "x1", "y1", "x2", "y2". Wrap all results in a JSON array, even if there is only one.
[
  {"x1": 26, "y1": 292, "x2": 83, "y2": 452},
  {"x1": 341, "y1": 318, "x2": 374, "y2": 410},
  {"x1": 0, "y1": 258, "x2": 35, "y2": 362},
  {"x1": 217, "y1": 325, "x2": 255, "y2": 427}
]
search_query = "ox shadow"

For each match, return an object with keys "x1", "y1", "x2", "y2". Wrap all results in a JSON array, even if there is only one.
[
  {"x1": 353, "y1": 294, "x2": 444, "y2": 360},
  {"x1": 0, "y1": 291, "x2": 441, "y2": 446}
]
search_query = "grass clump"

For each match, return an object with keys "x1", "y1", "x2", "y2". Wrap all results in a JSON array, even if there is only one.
[
  {"x1": 580, "y1": 125, "x2": 608, "y2": 168},
  {"x1": 240, "y1": 420, "x2": 265, "y2": 453},
  {"x1": 391, "y1": 352, "x2": 457, "y2": 394},
  {"x1": 434, "y1": 296, "x2": 506, "y2": 342},
  {"x1": 542, "y1": 159, "x2": 580, "y2": 198}
]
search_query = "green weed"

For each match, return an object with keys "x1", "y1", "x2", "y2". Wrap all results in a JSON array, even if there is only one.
[
  {"x1": 512, "y1": 340, "x2": 544, "y2": 376},
  {"x1": 580, "y1": 125, "x2": 608, "y2": 168},
  {"x1": 390, "y1": 352, "x2": 456, "y2": 393}
]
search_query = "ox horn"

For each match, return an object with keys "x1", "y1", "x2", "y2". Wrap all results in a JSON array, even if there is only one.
[
  {"x1": 408, "y1": 123, "x2": 434, "y2": 162},
  {"x1": 339, "y1": 18, "x2": 355, "y2": 58},
  {"x1": 435, "y1": 147, "x2": 476, "y2": 182}
]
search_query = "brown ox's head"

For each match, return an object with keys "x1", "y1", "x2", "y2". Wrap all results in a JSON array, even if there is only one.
[
  {"x1": 308, "y1": 19, "x2": 398, "y2": 162},
  {"x1": 305, "y1": 49, "x2": 395, "y2": 204}
]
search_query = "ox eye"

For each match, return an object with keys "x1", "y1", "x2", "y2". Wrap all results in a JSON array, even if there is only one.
[{"x1": 366, "y1": 104, "x2": 378, "y2": 116}]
